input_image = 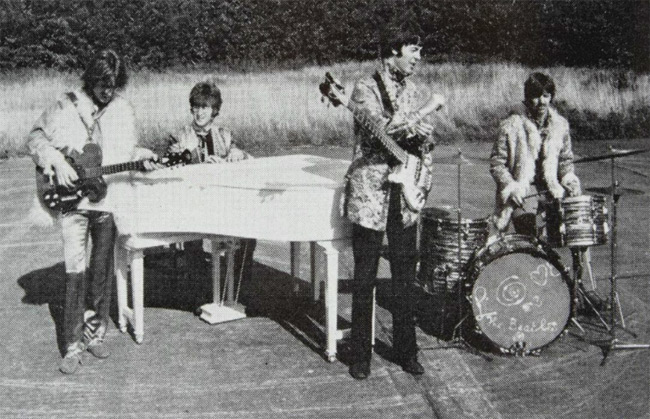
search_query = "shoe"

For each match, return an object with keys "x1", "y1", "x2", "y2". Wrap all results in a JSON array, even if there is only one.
[
  {"x1": 349, "y1": 360, "x2": 371, "y2": 380},
  {"x1": 400, "y1": 357, "x2": 425, "y2": 376},
  {"x1": 86, "y1": 338, "x2": 110, "y2": 359},
  {"x1": 59, "y1": 351, "x2": 83, "y2": 374}
]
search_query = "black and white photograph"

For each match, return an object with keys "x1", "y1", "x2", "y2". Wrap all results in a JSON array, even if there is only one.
[{"x1": 0, "y1": 0, "x2": 648, "y2": 417}]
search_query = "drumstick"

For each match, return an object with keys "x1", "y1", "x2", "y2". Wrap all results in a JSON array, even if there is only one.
[{"x1": 523, "y1": 190, "x2": 548, "y2": 200}]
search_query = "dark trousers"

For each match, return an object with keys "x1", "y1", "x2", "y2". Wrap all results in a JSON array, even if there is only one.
[
  {"x1": 350, "y1": 187, "x2": 418, "y2": 364},
  {"x1": 62, "y1": 211, "x2": 116, "y2": 350}
]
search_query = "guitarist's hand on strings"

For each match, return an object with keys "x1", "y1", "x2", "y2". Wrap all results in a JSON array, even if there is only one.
[
  {"x1": 413, "y1": 121, "x2": 434, "y2": 138},
  {"x1": 47, "y1": 157, "x2": 78, "y2": 188},
  {"x1": 133, "y1": 148, "x2": 164, "y2": 171}
]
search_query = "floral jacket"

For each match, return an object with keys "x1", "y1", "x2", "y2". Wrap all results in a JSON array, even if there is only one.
[{"x1": 343, "y1": 69, "x2": 434, "y2": 231}]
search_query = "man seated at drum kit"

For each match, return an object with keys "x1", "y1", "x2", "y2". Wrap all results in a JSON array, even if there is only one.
[{"x1": 489, "y1": 72, "x2": 604, "y2": 309}]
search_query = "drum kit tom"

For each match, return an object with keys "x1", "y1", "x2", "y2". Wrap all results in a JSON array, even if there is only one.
[{"x1": 417, "y1": 147, "x2": 650, "y2": 360}]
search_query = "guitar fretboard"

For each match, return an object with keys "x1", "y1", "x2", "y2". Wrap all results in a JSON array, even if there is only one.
[
  {"x1": 82, "y1": 160, "x2": 146, "y2": 178},
  {"x1": 347, "y1": 101, "x2": 408, "y2": 163}
]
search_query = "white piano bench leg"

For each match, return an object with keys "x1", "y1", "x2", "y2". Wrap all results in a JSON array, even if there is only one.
[{"x1": 115, "y1": 242, "x2": 129, "y2": 336}]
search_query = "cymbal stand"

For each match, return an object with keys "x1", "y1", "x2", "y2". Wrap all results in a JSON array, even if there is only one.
[
  {"x1": 570, "y1": 246, "x2": 610, "y2": 333},
  {"x1": 597, "y1": 155, "x2": 649, "y2": 365},
  {"x1": 423, "y1": 150, "x2": 492, "y2": 362},
  {"x1": 451, "y1": 150, "x2": 470, "y2": 342}
]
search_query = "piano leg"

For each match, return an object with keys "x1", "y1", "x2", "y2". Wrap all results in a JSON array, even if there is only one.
[
  {"x1": 115, "y1": 242, "x2": 128, "y2": 335},
  {"x1": 290, "y1": 242, "x2": 302, "y2": 295},
  {"x1": 131, "y1": 249, "x2": 145, "y2": 344},
  {"x1": 210, "y1": 241, "x2": 222, "y2": 303},
  {"x1": 310, "y1": 242, "x2": 318, "y2": 301},
  {"x1": 316, "y1": 239, "x2": 350, "y2": 362}
]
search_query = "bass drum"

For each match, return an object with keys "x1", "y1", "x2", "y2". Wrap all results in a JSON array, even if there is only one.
[{"x1": 464, "y1": 234, "x2": 572, "y2": 355}]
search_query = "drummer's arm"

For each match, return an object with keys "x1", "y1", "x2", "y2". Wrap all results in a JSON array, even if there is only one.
[{"x1": 559, "y1": 130, "x2": 581, "y2": 196}]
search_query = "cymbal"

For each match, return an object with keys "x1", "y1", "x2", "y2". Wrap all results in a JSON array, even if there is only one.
[
  {"x1": 574, "y1": 147, "x2": 650, "y2": 163},
  {"x1": 431, "y1": 154, "x2": 490, "y2": 165},
  {"x1": 586, "y1": 186, "x2": 645, "y2": 196}
]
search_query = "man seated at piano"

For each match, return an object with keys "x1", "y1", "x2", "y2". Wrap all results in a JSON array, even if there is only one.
[{"x1": 167, "y1": 81, "x2": 256, "y2": 300}]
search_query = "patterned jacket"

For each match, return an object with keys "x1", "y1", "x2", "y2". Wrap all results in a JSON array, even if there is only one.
[
  {"x1": 344, "y1": 69, "x2": 434, "y2": 231},
  {"x1": 168, "y1": 122, "x2": 250, "y2": 164},
  {"x1": 490, "y1": 107, "x2": 581, "y2": 231}
]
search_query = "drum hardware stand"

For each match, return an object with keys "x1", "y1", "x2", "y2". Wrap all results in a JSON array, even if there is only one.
[
  {"x1": 593, "y1": 154, "x2": 649, "y2": 365},
  {"x1": 447, "y1": 151, "x2": 480, "y2": 351},
  {"x1": 569, "y1": 246, "x2": 610, "y2": 334}
]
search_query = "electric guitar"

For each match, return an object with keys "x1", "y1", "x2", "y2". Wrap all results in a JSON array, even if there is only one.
[
  {"x1": 36, "y1": 142, "x2": 192, "y2": 213},
  {"x1": 319, "y1": 72, "x2": 443, "y2": 212}
]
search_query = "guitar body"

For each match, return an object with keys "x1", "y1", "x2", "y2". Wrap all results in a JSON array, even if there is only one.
[
  {"x1": 35, "y1": 143, "x2": 191, "y2": 214},
  {"x1": 36, "y1": 143, "x2": 107, "y2": 214},
  {"x1": 320, "y1": 72, "x2": 442, "y2": 214},
  {"x1": 387, "y1": 153, "x2": 433, "y2": 212}
]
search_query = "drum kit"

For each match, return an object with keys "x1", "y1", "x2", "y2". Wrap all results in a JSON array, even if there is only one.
[{"x1": 417, "y1": 147, "x2": 649, "y2": 361}]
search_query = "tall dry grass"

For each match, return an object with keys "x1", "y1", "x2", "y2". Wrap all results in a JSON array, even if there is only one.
[{"x1": 1, "y1": 62, "x2": 648, "y2": 156}]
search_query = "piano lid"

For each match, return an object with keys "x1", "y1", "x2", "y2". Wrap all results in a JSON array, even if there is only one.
[
  {"x1": 82, "y1": 154, "x2": 353, "y2": 242},
  {"x1": 139, "y1": 154, "x2": 350, "y2": 190}
]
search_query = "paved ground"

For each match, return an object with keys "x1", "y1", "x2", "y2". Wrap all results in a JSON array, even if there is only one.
[{"x1": 0, "y1": 142, "x2": 648, "y2": 418}]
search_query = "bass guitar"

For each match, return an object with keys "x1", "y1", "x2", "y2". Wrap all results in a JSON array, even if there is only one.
[
  {"x1": 319, "y1": 72, "x2": 443, "y2": 212},
  {"x1": 36, "y1": 142, "x2": 191, "y2": 213}
]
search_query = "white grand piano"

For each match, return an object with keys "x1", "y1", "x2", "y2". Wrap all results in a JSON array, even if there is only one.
[{"x1": 82, "y1": 154, "x2": 352, "y2": 362}]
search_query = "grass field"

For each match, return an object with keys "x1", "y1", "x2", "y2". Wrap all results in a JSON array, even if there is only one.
[{"x1": 0, "y1": 62, "x2": 648, "y2": 157}]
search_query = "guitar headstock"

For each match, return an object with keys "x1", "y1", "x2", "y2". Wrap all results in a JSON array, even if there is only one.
[
  {"x1": 161, "y1": 149, "x2": 192, "y2": 167},
  {"x1": 319, "y1": 72, "x2": 348, "y2": 108}
]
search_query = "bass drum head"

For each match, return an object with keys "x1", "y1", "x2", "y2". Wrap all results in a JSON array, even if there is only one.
[{"x1": 466, "y1": 235, "x2": 571, "y2": 355}]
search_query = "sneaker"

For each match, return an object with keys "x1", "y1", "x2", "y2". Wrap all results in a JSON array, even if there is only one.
[
  {"x1": 86, "y1": 338, "x2": 110, "y2": 359},
  {"x1": 59, "y1": 350, "x2": 83, "y2": 374},
  {"x1": 400, "y1": 357, "x2": 425, "y2": 376},
  {"x1": 84, "y1": 319, "x2": 109, "y2": 359},
  {"x1": 349, "y1": 360, "x2": 371, "y2": 380}
]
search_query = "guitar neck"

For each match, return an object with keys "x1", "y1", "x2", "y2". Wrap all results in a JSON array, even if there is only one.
[
  {"x1": 347, "y1": 102, "x2": 409, "y2": 163},
  {"x1": 82, "y1": 160, "x2": 146, "y2": 178}
]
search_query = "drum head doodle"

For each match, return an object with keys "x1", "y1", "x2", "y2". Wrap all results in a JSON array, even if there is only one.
[{"x1": 465, "y1": 235, "x2": 572, "y2": 355}]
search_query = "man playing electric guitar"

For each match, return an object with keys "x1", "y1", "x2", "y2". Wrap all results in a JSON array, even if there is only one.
[
  {"x1": 28, "y1": 49, "x2": 160, "y2": 374},
  {"x1": 340, "y1": 29, "x2": 445, "y2": 380}
]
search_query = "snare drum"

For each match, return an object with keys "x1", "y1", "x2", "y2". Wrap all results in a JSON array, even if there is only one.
[
  {"x1": 464, "y1": 235, "x2": 572, "y2": 355},
  {"x1": 543, "y1": 195, "x2": 609, "y2": 248},
  {"x1": 419, "y1": 210, "x2": 490, "y2": 296}
]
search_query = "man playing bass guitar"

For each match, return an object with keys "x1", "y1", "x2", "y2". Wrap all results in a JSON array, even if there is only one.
[
  {"x1": 28, "y1": 49, "x2": 160, "y2": 374},
  {"x1": 341, "y1": 29, "x2": 444, "y2": 380}
]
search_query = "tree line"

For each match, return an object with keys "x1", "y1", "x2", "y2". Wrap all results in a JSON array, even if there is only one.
[{"x1": 0, "y1": 0, "x2": 647, "y2": 71}]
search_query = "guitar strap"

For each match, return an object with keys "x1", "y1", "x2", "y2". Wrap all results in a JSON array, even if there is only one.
[
  {"x1": 372, "y1": 71, "x2": 396, "y2": 117},
  {"x1": 66, "y1": 91, "x2": 102, "y2": 144},
  {"x1": 372, "y1": 71, "x2": 411, "y2": 164}
]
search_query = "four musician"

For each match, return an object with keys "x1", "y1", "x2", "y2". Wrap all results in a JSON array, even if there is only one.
[
  {"x1": 343, "y1": 30, "x2": 440, "y2": 380},
  {"x1": 27, "y1": 50, "x2": 160, "y2": 374},
  {"x1": 28, "y1": 41, "x2": 597, "y2": 377}
]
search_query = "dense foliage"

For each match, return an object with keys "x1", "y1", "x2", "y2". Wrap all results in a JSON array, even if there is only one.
[{"x1": 0, "y1": 0, "x2": 647, "y2": 71}]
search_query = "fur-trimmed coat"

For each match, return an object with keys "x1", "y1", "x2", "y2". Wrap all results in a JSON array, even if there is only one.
[
  {"x1": 343, "y1": 70, "x2": 434, "y2": 231},
  {"x1": 490, "y1": 107, "x2": 581, "y2": 231}
]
